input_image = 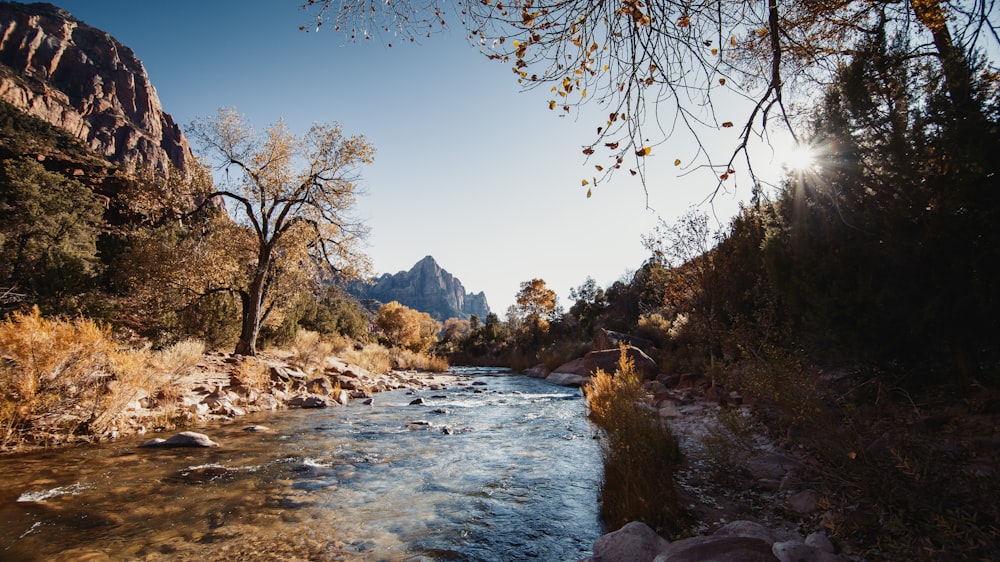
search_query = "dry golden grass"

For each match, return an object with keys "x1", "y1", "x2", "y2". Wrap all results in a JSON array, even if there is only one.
[
  {"x1": 234, "y1": 357, "x2": 271, "y2": 392},
  {"x1": 585, "y1": 344, "x2": 686, "y2": 537},
  {"x1": 340, "y1": 343, "x2": 392, "y2": 374},
  {"x1": 152, "y1": 339, "x2": 205, "y2": 382},
  {"x1": 290, "y1": 330, "x2": 333, "y2": 373},
  {"x1": 391, "y1": 348, "x2": 450, "y2": 372},
  {"x1": 0, "y1": 308, "x2": 168, "y2": 448}
]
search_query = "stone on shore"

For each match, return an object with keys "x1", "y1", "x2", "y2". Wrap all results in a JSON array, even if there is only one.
[{"x1": 592, "y1": 521, "x2": 670, "y2": 562}]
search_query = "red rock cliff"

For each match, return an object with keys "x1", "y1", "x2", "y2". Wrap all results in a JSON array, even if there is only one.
[{"x1": 0, "y1": 2, "x2": 191, "y2": 173}]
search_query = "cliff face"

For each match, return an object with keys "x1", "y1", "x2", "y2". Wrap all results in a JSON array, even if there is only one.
[
  {"x1": 348, "y1": 256, "x2": 491, "y2": 321},
  {"x1": 0, "y1": 2, "x2": 191, "y2": 173}
]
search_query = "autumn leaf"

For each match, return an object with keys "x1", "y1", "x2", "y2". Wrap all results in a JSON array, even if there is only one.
[
  {"x1": 582, "y1": 178, "x2": 590, "y2": 186},
  {"x1": 719, "y1": 78, "x2": 726, "y2": 85},
  {"x1": 674, "y1": 158, "x2": 681, "y2": 166},
  {"x1": 583, "y1": 147, "x2": 595, "y2": 155},
  {"x1": 587, "y1": 188, "x2": 593, "y2": 198},
  {"x1": 549, "y1": 100, "x2": 557, "y2": 110},
  {"x1": 677, "y1": 14, "x2": 690, "y2": 27},
  {"x1": 636, "y1": 146, "x2": 652, "y2": 156},
  {"x1": 720, "y1": 172, "x2": 729, "y2": 180},
  {"x1": 722, "y1": 121, "x2": 734, "y2": 128},
  {"x1": 605, "y1": 142, "x2": 619, "y2": 149}
]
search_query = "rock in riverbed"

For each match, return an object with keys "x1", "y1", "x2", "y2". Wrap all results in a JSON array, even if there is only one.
[{"x1": 140, "y1": 431, "x2": 220, "y2": 448}]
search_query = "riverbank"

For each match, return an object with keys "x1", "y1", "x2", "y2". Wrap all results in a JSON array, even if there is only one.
[{"x1": 1, "y1": 347, "x2": 460, "y2": 455}]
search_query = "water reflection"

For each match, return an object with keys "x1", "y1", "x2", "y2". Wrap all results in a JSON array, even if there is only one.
[{"x1": 0, "y1": 370, "x2": 603, "y2": 561}]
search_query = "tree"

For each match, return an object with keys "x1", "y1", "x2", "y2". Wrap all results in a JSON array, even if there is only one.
[
  {"x1": 513, "y1": 278, "x2": 558, "y2": 331},
  {"x1": 187, "y1": 108, "x2": 374, "y2": 356},
  {"x1": 303, "y1": 0, "x2": 998, "y2": 196},
  {"x1": 375, "y1": 301, "x2": 441, "y2": 352},
  {"x1": 0, "y1": 157, "x2": 104, "y2": 311},
  {"x1": 568, "y1": 276, "x2": 609, "y2": 337}
]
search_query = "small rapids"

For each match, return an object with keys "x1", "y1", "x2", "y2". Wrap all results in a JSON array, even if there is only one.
[{"x1": 0, "y1": 369, "x2": 603, "y2": 561}]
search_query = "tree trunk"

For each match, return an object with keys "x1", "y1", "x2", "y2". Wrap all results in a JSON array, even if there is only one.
[
  {"x1": 914, "y1": 0, "x2": 977, "y2": 115},
  {"x1": 235, "y1": 247, "x2": 272, "y2": 356},
  {"x1": 234, "y1": 289, "x2": 260, "y2": 356}
]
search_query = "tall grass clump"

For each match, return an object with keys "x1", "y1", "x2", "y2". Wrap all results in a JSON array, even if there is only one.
[
  {"x1": 0, "y1": 308, "x2": 161, "y2": 449},
  {"x1": 290, "y1": 329, "x2": 333, "y2": 373},
  {"x1": 391, "y1": 347, "x2": 450, "y2": 372},
  {"x1": 586, "y1": 344, "x2": 686, "y2": 536},
  {"x1": 340, "y1": 342, "x2": 393, "y2": 374}
]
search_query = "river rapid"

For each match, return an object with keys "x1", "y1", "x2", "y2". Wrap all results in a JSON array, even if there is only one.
[{"x1": 0, "y1": 368, "x2": 604, "y2": 561}]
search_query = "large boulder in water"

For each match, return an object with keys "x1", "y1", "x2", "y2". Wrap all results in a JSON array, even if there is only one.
[{"x1": 140, "y1": 431, "x2": 219, "y2": 448}]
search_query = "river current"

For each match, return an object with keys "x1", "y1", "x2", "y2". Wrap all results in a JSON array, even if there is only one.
[{"x1": 0, "y1": 368, "x2": 604, "y2": 561}]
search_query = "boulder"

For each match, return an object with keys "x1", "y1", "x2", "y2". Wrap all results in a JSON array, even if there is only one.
[
  {"x1": 523, "y1": 364, "x2": 549, "y2": 378},
  {"x1": 805, "y1": 532, "x2": 835, "y2": 554},
  {"x1": 712, "y1": 521, "x2": 777, "y2": 545},
  {"x1": 546, "y1": 372, "x2": 591, "y2": 387},
  {"x1": 788, "y1": 490, "x2": 820, "y2": 514},
  {"x1": 140, "y1": 431, "x2": 219, "y2": 448},
  {"x1": 772, "y1": 540, "x2": 846, "y2": 562},
  {"x1": 591, "y1": 328, "x2": 655, "y2": 353},
  {"x1": 593, "y1": 521, "x2": 670, "y2": 562},
  {"x1": 654, "y1": 536, "x2": 778, "y2": 562},
  {"x1": 552, "y1": 357, "x2": 588, "y2": 376},
  {"x1": 584, "y1": 346, "x2": 659, "y2": 380},
  {"x1": 287, "y1": 395, "x2": 331, "y2": 408},
  {"x1": 306, "y1": 377, "x2": 335, "y2": 396}
]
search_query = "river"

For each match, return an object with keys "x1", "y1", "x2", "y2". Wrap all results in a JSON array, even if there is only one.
[{"x1": 0, "y1": 368, "x2": 604, "y2": 561}]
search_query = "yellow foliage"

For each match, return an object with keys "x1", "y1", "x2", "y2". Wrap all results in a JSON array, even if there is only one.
[
  {"x1": 584, "y1": 344, "x2": 685, "y2": 535},
  {"x1": 375, "y1": 301, "x2": 441, "y2": 353},
  {"x1": 0, "y1": 308, "x2": 165, "y2": 448}
]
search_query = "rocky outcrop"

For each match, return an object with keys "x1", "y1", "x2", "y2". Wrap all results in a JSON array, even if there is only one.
[
  {"x1": 0, "y1": 2, "x2": 192, "y2": 173},
  {"x1": 345, "y1": 255, "x2": 491, "y2": 321},
  {"x1": 547, "y1": 345, "x2": 660, "y2": 386}
]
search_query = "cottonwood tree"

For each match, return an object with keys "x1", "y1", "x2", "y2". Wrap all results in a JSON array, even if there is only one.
[
  {"x1": 512, "y1": 278, "x2": 558, "y2": 331},
  {"x1": 302, "y1": 0, "x2": 998, "y2": 198},
  {"x1": 186, "y1": 108, "x2": 375, "y2": 356},
  {"x1": 375, "y1": 301, "x2": 441, "y2": 352}
]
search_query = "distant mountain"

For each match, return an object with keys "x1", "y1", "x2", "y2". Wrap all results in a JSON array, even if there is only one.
[{"x1": 344, "y1": 256, "x2": 490, "y2": 321}]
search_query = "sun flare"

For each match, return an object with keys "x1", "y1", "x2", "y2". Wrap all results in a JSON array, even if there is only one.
[{"x1": 781, "y1": 144, "x2": 817, "y2": 172}]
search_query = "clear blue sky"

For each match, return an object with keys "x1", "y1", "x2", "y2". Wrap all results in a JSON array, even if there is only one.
[{"x1": 49, "y1": 0, "x2": 783, "y2": 313}]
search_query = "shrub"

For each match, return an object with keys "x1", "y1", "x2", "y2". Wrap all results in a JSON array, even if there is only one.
[
  {"x1": 233, "y1": 357, "x2": 271, "y2": 392},
  {"x1": 340, "y1": 343, "x2": 392, "y2": 374},
  {"x1": 0, "y1": 308, "x2": 162, "y2": 448},
  {"x1": 391, "y1": 347, "x2": 450, "y2": 372},
  {"x1": 290, "y1": 329, "x2": 333, "y2": 373},
  {"x1": 585, "y1": 344, "x2": 686, "y2": 536}
]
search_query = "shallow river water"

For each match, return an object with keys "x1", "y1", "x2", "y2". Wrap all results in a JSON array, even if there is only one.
[{"x1": 0, "y1": 368, "x2": 604, "y2": 561}]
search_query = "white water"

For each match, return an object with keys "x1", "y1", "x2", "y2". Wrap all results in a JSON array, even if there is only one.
[{"x1": 0, "y1": 369, "x2": 603, "y2": 561}]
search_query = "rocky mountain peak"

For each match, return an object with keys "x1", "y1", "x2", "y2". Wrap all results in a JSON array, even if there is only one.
[
  {"x1": 0, "y1": 1, "x2": 192, "y2": 173},
  {"x1": 345, "y1": 256, "x2": 491, "y2": 321}
]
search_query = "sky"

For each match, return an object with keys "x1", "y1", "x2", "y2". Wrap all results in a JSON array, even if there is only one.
[{"x1": 47, "y1": 0, "x2": 789, "y2": 314}]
